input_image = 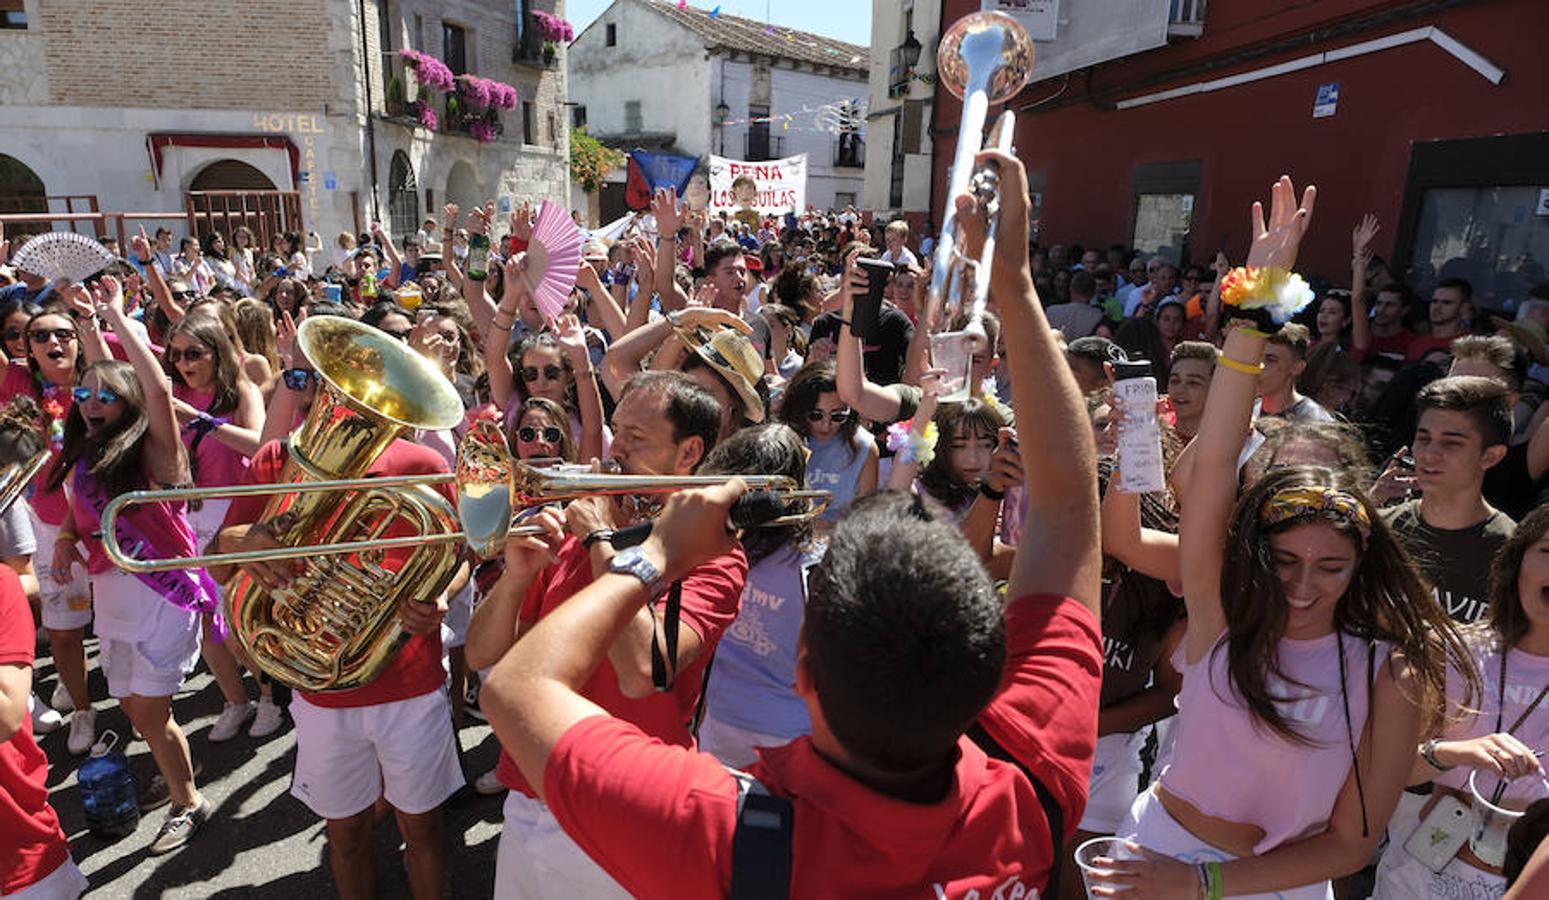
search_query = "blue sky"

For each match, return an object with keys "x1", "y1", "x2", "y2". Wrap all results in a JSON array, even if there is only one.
[{"x1": 565, "y1": 0, "x2": 871, "y2": 46}]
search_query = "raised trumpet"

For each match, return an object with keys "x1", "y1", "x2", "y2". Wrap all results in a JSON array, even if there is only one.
[
  {"x1": 928, "y1": 11, "x2": 1034, "y2": 400},
  {"x1": 101, "y1": 419, "x2": 829, "y2": 573}
]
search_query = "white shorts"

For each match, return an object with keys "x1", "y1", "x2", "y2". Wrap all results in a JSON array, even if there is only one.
[
  {"x1": 2, "y1": 855, "x2": 87, "y2": 899},
  {"x1": 92, "y1": 571, "x2": 201, "y2": 699},
  {"x1": 289, "y1": 689, "x2": 463, "y2": 820},
  {"x1": 1120, "y1": 787, "x2": 1333, "y2": 900},
  {"x1": 1371, "y1": 791, "x2": 1505, "y2": 900},
  {"x1": 697, "y1": 713, "x2": 794, "y2": 769},
  {"x1": 494, "y1": 791, "x2": 632, "y2": 900},
  {"x1": 29, "y1": 519, "x2": 91, "y2": 632},
  {"x1": 1079, "y1": 730, "x2": 1148, "y2": 833}
]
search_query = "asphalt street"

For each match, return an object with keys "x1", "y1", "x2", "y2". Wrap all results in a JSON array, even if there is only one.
[{"x1": 34, "y1": 636, "x2": 507, "y2": 898}]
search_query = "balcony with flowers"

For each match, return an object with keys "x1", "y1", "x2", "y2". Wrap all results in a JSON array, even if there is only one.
[{"x1": 386, "y1": 48, "x2": 519, "y2": 144}]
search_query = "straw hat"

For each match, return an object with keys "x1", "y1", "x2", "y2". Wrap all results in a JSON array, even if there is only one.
[
  {"x1": 1491, "y1": 315, "x2": 1549, "y2": 365},
  {"x1": 673, "y1": 322, "x2": 766, "y2": 422}
]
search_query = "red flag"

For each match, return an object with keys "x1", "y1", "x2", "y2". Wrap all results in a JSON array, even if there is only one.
[{"x1": 625, "y1": 156, "x2": 652, "y2": 211}]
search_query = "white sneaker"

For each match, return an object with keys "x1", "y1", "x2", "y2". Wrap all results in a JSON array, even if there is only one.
[
  {"x1": 248, "y1": 698, "x2": 284, "y2": 738},
  {"x1": 66, "y1": 708, "x2": 96, "y2": 755},
  {"x1": 30, "y1": 695, "x2": 63, "y2": 735},
  {"x1": 473, "y1": 768, "x2": 507, "y2": 796},
  {"x1": 207, "y1": 702, "x2": 255, "y2": 742},
  {"x1": 50, "y1": 681, "x2": 72, "y2": 712}
]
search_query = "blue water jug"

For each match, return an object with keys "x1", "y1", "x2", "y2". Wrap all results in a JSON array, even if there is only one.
[{"x1": 78, "y1": 730, "x2": 139, "y2": 839}]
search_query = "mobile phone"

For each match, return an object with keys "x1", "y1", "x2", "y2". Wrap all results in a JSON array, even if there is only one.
[
  {"x1": 852, "y1": 257, "x2": 894, "y2": 341},
  {"x1": 1402, "y1": 794, "x2": 1470, "y2": 873}
]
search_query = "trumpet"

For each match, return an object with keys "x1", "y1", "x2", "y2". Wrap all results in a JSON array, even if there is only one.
[
  {"x1": 927, "y1": 11, "x2": 1034, "y2": 399},
  {"x1": 101, "y1": 419, "x2": 829, "y2": 572}
]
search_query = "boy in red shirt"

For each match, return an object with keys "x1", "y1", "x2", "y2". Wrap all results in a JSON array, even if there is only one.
[
  {"x1": 480, "y1": 151, "x2": 1103, "y2": 899},
  {"x1": 1, "y1": 564, "x2": 88, "y2": 898}
]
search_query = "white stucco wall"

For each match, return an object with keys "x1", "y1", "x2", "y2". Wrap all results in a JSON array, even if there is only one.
[
  {"x1": 569, "y1": 0, "x2": 712, "y2": 156},
  {"x1": 862, "y1": 0, "x2": 939, "y2": 217}
]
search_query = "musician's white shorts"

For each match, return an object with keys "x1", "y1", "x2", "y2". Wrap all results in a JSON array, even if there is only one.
[{"x1": 288, "y1": 688, "x2": 464, "y2": 820}]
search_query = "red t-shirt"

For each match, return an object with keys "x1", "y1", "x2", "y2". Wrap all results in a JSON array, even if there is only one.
[
  {"x1": 1404, "y1": 332, "x2": 1456, "y2": 362},
  {"x1": 0, "y1": 566, "x2": 71, "y2": 893},
  {"x1": 542, "y1": 595, "x2": 1102, "y2": 899},
  {"x1": 220, "y1": 438, "x2": 452, "y2": 708},
  {"x1": 496, "y1": 535, "x2": 748, "y2": 796},
  {"x1": 1367, "y1": 328, "x2": 1416, "y2": 360}
]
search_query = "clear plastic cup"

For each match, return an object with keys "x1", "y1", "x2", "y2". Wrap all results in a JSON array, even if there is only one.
[
  {"x1": 1468, "y1": 769, "x2": 1549, "y2": 869},
  {"x1": 930, "y1": 331, "x2": 975, "y2": 403},
  {"x1": 396, "y1": 282, "x2": 423, "y2": 311},
  {"x1": 1073, "y1": 836, "x2": 1134, "y2": 898}
]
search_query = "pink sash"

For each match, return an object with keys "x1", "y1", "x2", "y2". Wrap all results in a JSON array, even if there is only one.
[{"x1": 74, "y1": 462, "x2": 227, "y2": 643}]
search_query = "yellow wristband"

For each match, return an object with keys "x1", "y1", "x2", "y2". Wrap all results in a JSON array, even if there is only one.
[{"x1": 1218, "y1": 355, "x2": 1264, "y2": 376}]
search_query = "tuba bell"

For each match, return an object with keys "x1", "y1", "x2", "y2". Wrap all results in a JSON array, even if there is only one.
[{"x1": 225, "y1": 316, "x2": 466, "y2": 692}]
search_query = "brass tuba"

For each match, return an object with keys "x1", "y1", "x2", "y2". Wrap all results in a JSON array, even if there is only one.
[{"x1": 224, "y1": 316, "x2": 466, "y2": 692}]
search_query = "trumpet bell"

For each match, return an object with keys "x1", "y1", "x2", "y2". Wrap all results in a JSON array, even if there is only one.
[
  {"x1": 937, "y1": 11, "x2": 1035, "y2": 106},
  {"x1": 456, "y1": 418, "x2": 518, "y2": 561}
]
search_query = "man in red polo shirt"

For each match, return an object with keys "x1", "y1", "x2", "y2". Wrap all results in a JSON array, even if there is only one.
[
  {"x1": 465, "y1": 369, "x2": 746, "y2": 899},
  {"x1": 479, "y1": 151, "x2": 1102, "y2": 899},
  {"x1": 1, "y1": 565, "x2": 88, "y2": 898},
  {"x1": 213, "y1": 354, "x2": 464, "y2": 900}
]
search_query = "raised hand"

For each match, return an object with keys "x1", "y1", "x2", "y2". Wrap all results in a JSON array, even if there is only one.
[
  {"x1": 1245, "y1": 176, "x2": 1316, "y2": 271},
  {"x1": 1213, "y1": 250, "x2": 1230, "y2": 278},
  {"x1": 511, "y1": 203, "x2": 535, "y2": 242},
  {"x1": 651, "y1": 187, "x2": 682, "y2": 236},
  {"x1": 442, "y1": 203, "x2": 461, "y2": 231},
  {"x1": 1352, "y1": 213, "x2": 1379, "y2": 270},
  {"x1": 551, "y1": 313, "x2": 589, "y2": 363},
  {"x1": 276, "y1": 308, "x2": 306, "y2": 369},
  {"x1": 130, "y1": 228, "x2": 152, "y2": 261},
  {"x1": 91, "y1": 274, "x2": 125, "y2": 316},
  {"x1": 630, "y1": 236, "x2": 655, "y2": 287}
]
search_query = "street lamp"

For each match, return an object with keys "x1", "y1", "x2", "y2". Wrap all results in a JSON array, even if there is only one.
[
  {"x1": 900, "y1": 30, "x2": 922, "y2": 70},
  {"x1": 714, "y1": 100, "x2": 730, "y2": 154}
]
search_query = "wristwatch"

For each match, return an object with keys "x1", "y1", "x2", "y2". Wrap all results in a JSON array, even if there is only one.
[{"x1": 608, "y1": 545, "x2": 665, "y2": 598}]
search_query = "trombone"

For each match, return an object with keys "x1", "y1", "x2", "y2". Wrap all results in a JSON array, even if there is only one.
[
  {"x1": 927, "y1": 11, "x2": 1034, "y2": 399},
  {"x1": 101, "y1": 420, "x2": 829, "y2": 573}
]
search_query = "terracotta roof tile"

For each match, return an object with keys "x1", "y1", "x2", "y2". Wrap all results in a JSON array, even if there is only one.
[{"x1": 639, "y1": 0, "x2": 868, "y2": 74}]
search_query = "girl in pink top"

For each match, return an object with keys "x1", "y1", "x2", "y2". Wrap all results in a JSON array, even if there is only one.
[
  {"x1": 47, "y1": 275, "x2": 214, "y2": 855},
  {"x1": 1092, "y1": 179, "x2": 1479, "y2": 898},
  {"x1": 164, "y1": 312, "x2": 274, "y2": 740},
  {"x1": 1373, "y1": 505, "x2": 1549, "y2": 899}
]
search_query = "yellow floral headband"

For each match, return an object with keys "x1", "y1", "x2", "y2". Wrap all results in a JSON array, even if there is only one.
[{"x1": 1258, "y1": 487, "x2": 1371, "y2": 541}]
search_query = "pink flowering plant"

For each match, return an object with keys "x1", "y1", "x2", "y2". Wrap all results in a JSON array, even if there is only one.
[
  {"x1": 400, "y1": 48, "x2": 454, "y2": 92},
  {"x1": 414, "y1": 100, "x2": 438, "y2": 130},
  {"x1": 488, "y1": 81, "x2": 518, "y2": 110},
  {"x1": 532, "y1": 10, "x2": 574, "y2": 43}
]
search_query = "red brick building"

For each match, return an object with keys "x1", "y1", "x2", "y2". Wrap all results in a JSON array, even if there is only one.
[{"x1": 930, "y1": 0, "x2": 1549, "y2": 309}]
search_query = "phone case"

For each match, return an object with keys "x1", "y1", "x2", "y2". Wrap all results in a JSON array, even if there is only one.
[
  {"x1": 851, "y1": 258, "x2": 893, "y2": 341},
  {"x1": 1402, "y1": 794, "x2": 1470, "y2": 874}
]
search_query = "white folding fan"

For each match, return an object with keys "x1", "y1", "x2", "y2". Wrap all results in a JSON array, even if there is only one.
[
  {"x1": 524, "y1": 200, "x2": 583, "y2": 321},
  {"x1": 10, "y1": 231, "x2": 116, "y2": 283}
]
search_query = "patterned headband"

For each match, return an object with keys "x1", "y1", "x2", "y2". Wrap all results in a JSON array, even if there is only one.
[{"x1": 1258, "y1": 487, "x2": 1372, "y2": 541}]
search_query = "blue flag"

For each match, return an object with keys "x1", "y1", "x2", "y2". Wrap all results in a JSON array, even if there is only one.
[{"x1": 626, "y1": 150, "x2": 699, "y2": 210}]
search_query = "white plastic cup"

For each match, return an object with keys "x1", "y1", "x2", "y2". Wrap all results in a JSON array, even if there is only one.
[
  {"x1": 930, "y1": 331, "x2": 975, "y2": 403},
  {"x1": 1467, "y1": 769, "x2": 1549, "y2": 869},
  {"x1": 1073, "y1": 836, "x2": 1133, "y2": 899}
]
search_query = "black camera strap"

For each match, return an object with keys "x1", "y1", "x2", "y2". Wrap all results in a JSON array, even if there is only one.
[
  {"x1": 727, "y1": 770, "x2": 794, "y2": 900},
  {"x1": 650, "y1": 579, "x2": 684, "y2": 692}
]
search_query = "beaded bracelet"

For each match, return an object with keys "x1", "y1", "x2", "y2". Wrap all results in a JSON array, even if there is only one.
[{"x1": 885, "y1": 419, "x2": 938, "y2": 468}]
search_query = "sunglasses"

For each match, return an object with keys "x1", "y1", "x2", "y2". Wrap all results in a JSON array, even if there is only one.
[
  {"x1": 522, "y1": 365, "x2": 564, "y2": 382},
  {"x1": 517, "y1": 426, "x2": 564, "y2": 444},
  {"x1": 166, "y1": 346, "x2": 209, "y2": 365},
  {"x1": 72, "y1": 386, "x2": 122, "y2": 404},
  {"x1": 172, "y1": 290, "x2": 196, "y2": 301},
  {"x1": 30, "y1": 327, "x2": 78, "y2": 344},
  {"x1": 282, "y1": 368, "x2": 323, "y2": 391},
  {"x1": 807, "y1": 408, "x2": 851, "y2": 424}
]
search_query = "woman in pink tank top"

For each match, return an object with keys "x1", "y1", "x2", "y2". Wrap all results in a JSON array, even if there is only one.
[
  {"x1": 164, "y1": 311, "x2": 272, "y2": 740},
  {"x1": 1090, "y1": 179, "x2": 1480, "y2": 899}
]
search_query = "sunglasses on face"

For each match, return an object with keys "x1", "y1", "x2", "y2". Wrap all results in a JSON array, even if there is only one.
[
  {"x1": 522, "y1": 365, "x2": 564, "y2": 382},
  {"x1": 517, "y1": 426, "x2": 564, "y2": 444},
  {"x1": 30, "y1": 328, "x2": 77, "y2": 345},
  {"x1": 72, "y1": 386, "x2": 122, "y2": 405},
  {"x1": 282, "y1": 367, "x2": 323, "y2": 391},
  {"x1": 807, "y1": 408, "x2": 851, "y2": 424},
  {"x1": 166, "y1": 345, "x2": 209, "y2": 365},
  {"x1": 172, "y1": 290, "x2": 196, "y2": 301}
]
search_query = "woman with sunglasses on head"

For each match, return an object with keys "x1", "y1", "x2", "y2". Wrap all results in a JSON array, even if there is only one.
[
  {"x1": 1091, "y1": 178, "x2": 1481, "y2": 899},
  {"x1": 0, "y1": 298, "x2": 102, "y2": 755},
  {"x1": 162, "y1": 314, "x2": 280, "y2": 742},
  {"x1": 1371, "y1": 504, "x2": 1549, "y2": 899},
  {"x1": 777, "y1": 359, "x2": 876, "y2": 526},
  {"x1": 47, "y1": 275, "x2": 218, "y2": 855}
]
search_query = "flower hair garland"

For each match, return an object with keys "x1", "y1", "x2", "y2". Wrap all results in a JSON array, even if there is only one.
[
  {"x1": 886, "y1": 419, "x2": 938, "y2": 468},
  {"x1": 1219, "y1": 266, "x2": 1315, "y2": 325}
]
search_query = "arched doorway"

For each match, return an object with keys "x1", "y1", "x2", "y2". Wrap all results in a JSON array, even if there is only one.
[
  {"x1": 189, "y1": 160, "x2": 277, "y2": 192},
  {"x1": 186, "y1": 159, "x2": 295, "y2": 247},
  {"x1": 444, "y1": 161, "x2": 481, "y2": 216},
  {"x1": 0, "y1": 154, "x2": 48, "y2": 239},
  {"x1": 387, "y1": 152, "x2": 419, "y2": 243}
]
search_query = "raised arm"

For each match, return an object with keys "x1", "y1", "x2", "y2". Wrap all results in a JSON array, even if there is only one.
[
  {"x1": 1180, "y1": 176, "x2": 1315, "y2": 663},
  {"x1": 575, "y1": 263, "x2": 627, "y2": 341},
  {"x1": 374, "y1": 221, "x2": 402, "y2": 290},
  {"x1": 1350, "y1": 214, "x2": 1378, "y2": 355},
  {"x1": 976, "y1": 152, "x2": 1101, "y2": 613},
  {"x1": 131, "y1": 228, "x2": 186, "y2": 323},
  {"x1": 95, "y1": 276, "x2": 186, "y2": 487},
  {"x1": 58, "y1": 285, "x2": 110, "y2": 364},
  {"x1": 835, "y1": 252, "x2": 911, "y2": 423},
  {"x1": 649, "y1": 189, "x2": 690, "y2": 312},
  {"x1": 258, "y1": 310, "x2": 305, "y2": 448},
  {"x1": 554, "y1": 314, "x2": 605, "y2": 463},
  {"x1": 624, "y1": 235, "x2": 657, "y2": 334},
  {"x1": 485, "y1": 256, "x2": 528, "y2": 412}
]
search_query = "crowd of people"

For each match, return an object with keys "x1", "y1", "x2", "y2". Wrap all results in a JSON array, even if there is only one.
[{"x1": 0, "y1": 151, "x2": 1545, "y2": 900}]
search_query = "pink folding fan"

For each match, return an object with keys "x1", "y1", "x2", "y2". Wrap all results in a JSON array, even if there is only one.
[{"x1": 524, "y1": 200, "x2": 583, "y2": 321}]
